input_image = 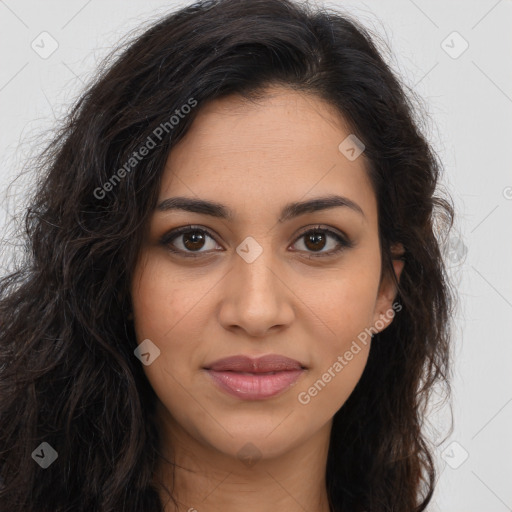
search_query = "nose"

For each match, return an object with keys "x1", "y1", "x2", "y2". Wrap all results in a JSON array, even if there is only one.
[{"x1": 217, "y1": 242, "x2": 295, "y2": 338}]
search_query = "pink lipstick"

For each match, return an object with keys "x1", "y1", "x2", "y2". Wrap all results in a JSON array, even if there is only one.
[{"x1": 203, "y1": 354, "x2": 306, "y2": 400}]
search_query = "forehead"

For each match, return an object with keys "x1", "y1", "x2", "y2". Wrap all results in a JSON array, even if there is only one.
[{"x1": 159, "y1": 87, "x2": 377, "y2": 227}]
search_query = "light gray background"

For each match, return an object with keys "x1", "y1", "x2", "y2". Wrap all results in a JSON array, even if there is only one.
[{"x1": 1, "y1": 1, "x2": 511, "y2": 510}]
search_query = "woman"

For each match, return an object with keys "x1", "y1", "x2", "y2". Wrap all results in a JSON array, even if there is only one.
[{"x1": 0, "y1": 0, "x2": 456, "y2": 510}]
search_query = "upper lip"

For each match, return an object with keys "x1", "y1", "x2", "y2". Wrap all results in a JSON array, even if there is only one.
[{"x1": 204, "y1": 354, "x2": 305, "y2": 373}]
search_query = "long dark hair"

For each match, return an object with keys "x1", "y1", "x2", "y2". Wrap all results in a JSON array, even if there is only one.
[{"x1": 0, "y1": 0, "x2": 455, "y2": 510}]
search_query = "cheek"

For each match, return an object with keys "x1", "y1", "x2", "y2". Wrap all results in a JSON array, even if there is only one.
[
  {"x1": 130, "y1": 258, "x2": 208, "y2": 436},
  {"x1": 294, "y1": 343, "x2": 370, "y2": 432},
  {"x1": 305, "y1": 264, "x2": 380, "y2": 347},
  {"x1": 293, "y1": 286, "x2": 374, "y2": 426},
  {"x1": 293, "y1": 264, "x2": 378, "y2": 414},
  {"x1": 130, "y1": 255, "x2": 205, "y2": 387},
  {"x1": 131, "y1": 253, "x2": 203, "y2": 341}
]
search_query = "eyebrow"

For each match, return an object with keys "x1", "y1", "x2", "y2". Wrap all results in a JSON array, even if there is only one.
[{"x1": 156, "y1": 194, "x2": 365, "y2": 223}]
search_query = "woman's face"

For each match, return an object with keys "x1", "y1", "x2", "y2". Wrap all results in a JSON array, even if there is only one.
[{"x1": 131, "y1": 86, "x2": 403, "y2": 462}]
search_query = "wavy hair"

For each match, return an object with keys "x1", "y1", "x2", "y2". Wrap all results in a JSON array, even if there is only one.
[{"x1": 0, "y1": 0, "x2": 456, "y2": 510}]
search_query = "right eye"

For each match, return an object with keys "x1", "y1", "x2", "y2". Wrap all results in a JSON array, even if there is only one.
[{"x1": 160, "y1": 225, "x2": 223, "y2": 257}]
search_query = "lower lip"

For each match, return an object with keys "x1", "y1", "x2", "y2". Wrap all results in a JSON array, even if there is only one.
[{"x1": 205, "y1": 369, "x2": 304, "y2": 400}]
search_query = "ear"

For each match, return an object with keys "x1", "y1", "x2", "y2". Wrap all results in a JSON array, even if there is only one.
[{"x1": 372, "y1": 243, "x2": 405, "y2": 332}]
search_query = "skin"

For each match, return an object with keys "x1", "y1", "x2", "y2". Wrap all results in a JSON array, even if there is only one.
[{"x1": 131, "y1": 86, "x2": 404, "y2": 512}]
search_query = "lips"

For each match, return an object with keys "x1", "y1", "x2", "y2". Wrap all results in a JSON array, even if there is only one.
[
  {"x1": 203, "y1": 354, "x2": 306, "y2": 400},
  {"x1": 205, "y1": 354, "x2": 304, "y2": 373}
]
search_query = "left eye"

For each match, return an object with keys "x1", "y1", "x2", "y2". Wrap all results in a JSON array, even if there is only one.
[
  {"x1": 290, "y1": 227, "x2": 351, "y2": 256},
  {"x1": 161, "y1": 225, "x2": 352, "y2": 257}
]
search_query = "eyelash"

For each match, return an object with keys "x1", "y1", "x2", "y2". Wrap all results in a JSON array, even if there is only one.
[{"x1": 160, "y1": 224, "x2": 354, "y2": 259}]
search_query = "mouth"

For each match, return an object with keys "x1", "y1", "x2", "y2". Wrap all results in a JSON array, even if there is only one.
[
  {"x1": 204, "y1": 368, "x2": 305, "y2": 400},
  {"x1": 203, "y1": 354, "x2": 307, "y2": 400}
]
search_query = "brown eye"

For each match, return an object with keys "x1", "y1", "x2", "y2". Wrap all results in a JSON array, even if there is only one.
[
  {"x1": 304, "y1": 231, "x2": 327, "y2": 251},
  {"x1": 161, "y1": 226, "x2": 221, "y2": 256},
  {"x1": 182, "y1": 230, "x2": 207, "y2": 251},
  {"x1": 292, "y1": 227, "x2": 353, "y2": 257}
]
